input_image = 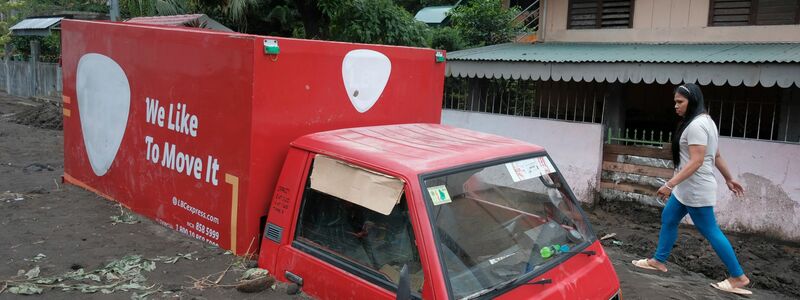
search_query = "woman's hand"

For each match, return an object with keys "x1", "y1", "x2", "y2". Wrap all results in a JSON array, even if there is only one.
[
  {"x1": 656, "y1": 184, "x2": 671, "y2": 200},
  {"x1": 726, "y1": 180, "x2": 745, "y2": 197}
]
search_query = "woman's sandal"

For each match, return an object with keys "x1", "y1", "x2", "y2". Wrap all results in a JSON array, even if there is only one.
[
  {"x1": 711, "y1": 279, "x2": 752, "y2": 295},
  {"x1": 631, "y1": 259, "x2": 667, "y2": 272}
]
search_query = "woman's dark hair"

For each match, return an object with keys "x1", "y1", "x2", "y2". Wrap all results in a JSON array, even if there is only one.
[{"x1": 671, "y1": 83, "x2": 706, "y2": 169}]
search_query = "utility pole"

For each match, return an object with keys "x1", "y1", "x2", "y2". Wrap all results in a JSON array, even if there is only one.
[{"x1": 109, "y1": 0, "x2": 120, "y2": 21}]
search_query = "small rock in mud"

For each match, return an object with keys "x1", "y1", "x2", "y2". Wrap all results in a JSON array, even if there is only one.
[
  {"x1": 23, "y1": 163, "x2": 54, "y2": 172},
  {"x1": 236, "y1": 276, "x2": 274, "y2": 293},
  {"x1": 286, "y1": 283, "x2": 301, "y2": 295}
]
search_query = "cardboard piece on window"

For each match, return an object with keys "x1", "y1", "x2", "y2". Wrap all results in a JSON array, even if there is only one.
[{"x1": 311, "y1": 155, "x2": 404, "y2": 215}]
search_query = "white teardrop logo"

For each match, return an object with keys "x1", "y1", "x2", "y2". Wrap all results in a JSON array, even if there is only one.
[
  {"x1": 76, "y1": 53, "x2": 131, "y2": 176},
  {"x1": 342, "y1": 49, "x2": 391, "y2": 113}
]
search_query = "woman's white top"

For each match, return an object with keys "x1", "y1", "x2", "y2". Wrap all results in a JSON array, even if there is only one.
[{"x1": 673, "y1": 114, "x2": 719, "y2": 207}]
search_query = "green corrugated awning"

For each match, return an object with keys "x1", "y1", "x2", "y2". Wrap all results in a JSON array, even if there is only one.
[
  {"x1": 449, "y1": 42, "x2": 800, "y2": 63},
  {"x1": 446, "y1": 42, "x2": 800, "y2": 87}
]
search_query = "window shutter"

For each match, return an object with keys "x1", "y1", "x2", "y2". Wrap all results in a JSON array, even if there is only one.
[
  {"x1": 568, "y1": 0, "x2": 632, "y2": 29},
  {"x1": 710, "y1": 0, "x2": 753, "y2": 26},
  {"x1": 710, "y1": 0, "x2": 800, "y2": 26},
  {"x1": 568, "y1": 0, "x2": 600, "y2": 29},
  {"x1": 755, "y1": 0, "x2": 800, "y2": 25},
  {"x1": 601, "y1": 0, "x2": 633, "y2": 28}
]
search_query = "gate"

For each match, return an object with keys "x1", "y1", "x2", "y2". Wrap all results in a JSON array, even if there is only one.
[{"x1": 599, "y1": 128, "x2": 674, "y2": 207}]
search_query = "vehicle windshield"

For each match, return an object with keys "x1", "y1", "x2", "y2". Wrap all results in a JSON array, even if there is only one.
[{"x1": 423, "y1": 155, "x2": 592, "y2": 299}]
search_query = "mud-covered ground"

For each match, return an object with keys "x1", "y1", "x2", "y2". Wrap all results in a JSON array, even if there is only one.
[
  {"x1": 1, "y1": 90, "x2": 798, "y2": 299},
  {"x1": 588, "y1": 199, "x2": 800, "y2": 299}
]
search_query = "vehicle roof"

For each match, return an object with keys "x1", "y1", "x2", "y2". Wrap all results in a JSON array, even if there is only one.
[{"x1": 291, "y1": 123, "x2": 545, "y2": 176}]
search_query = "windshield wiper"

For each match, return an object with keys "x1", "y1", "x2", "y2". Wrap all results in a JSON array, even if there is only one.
[
  {"x1": 522, "y1": 278, "x2": 553, "y2": 286},
  {"x1": 463, "y1": 277, "x2": 518, "y2": 300},
  {"x1": 465, "y1": 276, "x2": 555, "y2": 299}
]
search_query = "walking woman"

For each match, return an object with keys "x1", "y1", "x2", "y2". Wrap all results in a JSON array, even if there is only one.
[{"x1": 631, "y1": 83, "x2": 751, "y2": 295}]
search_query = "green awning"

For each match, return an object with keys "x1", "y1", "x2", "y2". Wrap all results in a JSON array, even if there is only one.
[{"x1": 446, "y1": 43, "x2": 800, "y2": 87}]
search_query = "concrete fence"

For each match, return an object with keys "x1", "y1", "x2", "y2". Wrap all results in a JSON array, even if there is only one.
[{"x1": 0, "y1": 60, "x2": 63, "y2": 98}]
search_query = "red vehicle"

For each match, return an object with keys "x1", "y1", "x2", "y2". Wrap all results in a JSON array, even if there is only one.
[
  {"x1": 61, "y1": 20, "x2": 620, "y2": 299},
  {"x1": 258, "y1": 124, "x2": 621, "y2": 299}
]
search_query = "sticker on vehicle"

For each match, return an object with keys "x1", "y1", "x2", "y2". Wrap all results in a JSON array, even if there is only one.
[
  {"x1": 505, "y1": 157, "x2": 556, "y2": 182},
  {"x1": 427, "y1": 185, "x2": 452, "y2": 205}
]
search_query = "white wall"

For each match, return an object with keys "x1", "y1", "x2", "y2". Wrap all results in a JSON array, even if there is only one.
[
  {"x1": 442, "y1": 109, "x2": 604, "y2": 203},
  {"x1": 713, "y1": 138, "x2": 800, "y2": 242}
]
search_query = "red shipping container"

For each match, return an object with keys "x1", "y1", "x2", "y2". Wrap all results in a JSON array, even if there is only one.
[{"x1": 60, "y1": 20, "x2": 445, "y2": 255}]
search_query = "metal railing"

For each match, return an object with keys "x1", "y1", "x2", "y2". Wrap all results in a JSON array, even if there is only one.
[
  {"x1": 707, "y1": 99, "x2": 795, "y2": 143},
  {"x1": 702, "y1": 84, "x2": 800, "y2": 144},
  {"x1": 606, "y1": 127, "x2": 671, "y2": 146},
  {"x1": 512, "y1": 0, "x2": 540, "y2": 31},
  {"x1": 442, "y1": 77, "x2": 606, "y2": 124}
]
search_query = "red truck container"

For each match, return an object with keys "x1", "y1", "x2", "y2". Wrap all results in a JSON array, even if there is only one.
[
  {"x1": 60, "y1": 20, "x2": 444, "y2": 255},
  {"x1": 62, "y1": 20, "x2": 620, "y2": 299}
]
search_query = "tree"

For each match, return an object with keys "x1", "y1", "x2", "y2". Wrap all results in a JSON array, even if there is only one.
[
  {"x1": 448, "y1": 0, "x2": 521, "y2": 47},
  {"x1": 1, "y1": 0, "x2": 108, "y2": 58},
  {"x1": 211, "y1": 0, "x2": 432, "y2": 47},
  {"x1": 320, "y1": 0, "x2": 430, "y2": 47},
  {"x1": 0, "y1": 1, "x2": 27, "y2": 52},
  {"x1": 430, "y1": 26, "x2": 465, "y2": 52}
]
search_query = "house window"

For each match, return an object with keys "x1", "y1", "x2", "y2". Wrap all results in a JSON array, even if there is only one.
[
  {"x1": 709, "y1": 0, "x2": 800, "y2": 26},
  {"x1": 567, "y1": 0, "x2": 633, "y2": 29}
]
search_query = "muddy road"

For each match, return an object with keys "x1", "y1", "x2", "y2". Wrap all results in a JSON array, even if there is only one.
[{"x1": 1, "y1": 91, "x2": 797, "y2": 299}]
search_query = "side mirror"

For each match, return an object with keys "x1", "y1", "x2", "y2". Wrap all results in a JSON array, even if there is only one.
[{"x1": 396, "y1": 264, "x2": 411, "y2": 300}]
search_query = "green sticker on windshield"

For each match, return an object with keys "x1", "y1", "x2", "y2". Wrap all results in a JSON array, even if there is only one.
[{"x1": 427, "y1": 185, "x2": 452, "y2": 205}]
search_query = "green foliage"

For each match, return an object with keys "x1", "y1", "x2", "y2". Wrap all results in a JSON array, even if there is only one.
[
  {"x1": 0, "y1": 0, "x2": 27, "y2": 51},
  {"x1": 320, "y1": 0, "x2": 430, "y2": 47},
  {"x1": 448, "y1": 0, "x2": 521, "y2": 47},
  {"x1": 1, "y1": 0, "x2": 519, "y2": 58},
  {"x1": 7, "y1": 33, "x2": 61, "y2": 62},
  {"x1": 118, "y1": 0, "x2": 196, "y2": 19},
  {"x1": 430, "y1": 26, "x2": 465, "y2": 51}
]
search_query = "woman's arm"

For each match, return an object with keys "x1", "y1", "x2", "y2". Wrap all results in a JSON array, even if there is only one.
[
  {"x1": 657, "y1": 145, "x2": 704, "y2": 200},
  {"x1": 715, "y1": 150, "x2": 745, "y2": 196}
]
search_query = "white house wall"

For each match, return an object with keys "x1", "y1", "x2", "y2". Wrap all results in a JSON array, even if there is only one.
[
  {"x1": 441, "y1": 109, "x2": 603, "y2": 203},
  {"x1": 713, "y1": 138, "x2": 800, "y2": 242}
]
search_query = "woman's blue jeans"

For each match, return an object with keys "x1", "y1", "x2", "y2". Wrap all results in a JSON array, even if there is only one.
[{"x1": 653, "y1": 195, "x2": 744, "y2": 277}]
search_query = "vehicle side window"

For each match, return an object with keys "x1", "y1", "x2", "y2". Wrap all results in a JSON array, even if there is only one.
[{"x1": 295, "y1": 162, "x2": 424, "y2": 294}]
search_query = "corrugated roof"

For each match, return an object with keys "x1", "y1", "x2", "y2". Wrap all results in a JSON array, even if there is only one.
[
  {"x1": 448, "y1": 42, "x2": 800, "y2": 64},
  {"x1": 414, "y1": 6, "x2": 454, "y2": 24},
  {"x1": 10, "y1": 17, "x2": 63, "y2": 31}
]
